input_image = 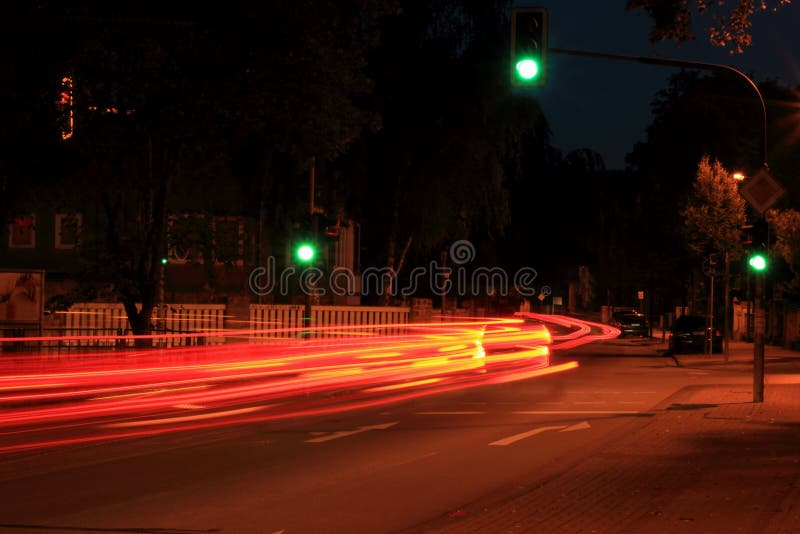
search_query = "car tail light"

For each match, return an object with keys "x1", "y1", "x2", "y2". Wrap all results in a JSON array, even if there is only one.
[{"x1": 715, "y1": 329, "x2": 721, "y2": 337}]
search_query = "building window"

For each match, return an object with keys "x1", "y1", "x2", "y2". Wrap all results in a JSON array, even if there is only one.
[
  {"x1": 9, "y1": 215, "x2": 36, "y2": 248},
  {"x1": 213, "y1": 217, "x2": 244, "y2": 266},
  {"x1": 55, "y1": 213, "x2": 82, "y2": 249},
  {"x1": 167, "y1": 214, "x2": 206, "y2": 264}
]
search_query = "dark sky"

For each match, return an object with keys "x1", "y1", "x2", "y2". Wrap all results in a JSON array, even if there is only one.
[{"x1": 531, "y1": 1, "x2": 800, "y2": 169}]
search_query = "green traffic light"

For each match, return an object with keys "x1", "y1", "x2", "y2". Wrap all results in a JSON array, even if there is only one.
[
  {"x1": 515, "y1": 58, "x2": 540, "y2": 81},
  {"x1": 161, "y1": 257, "x2": 168, "y2": 265},
  {"x1": 748, "y1": 254, "x2": 767, "y2": 271},
  {"x1": 296, "y1": 244, "x2": 315, "y2": 263}
]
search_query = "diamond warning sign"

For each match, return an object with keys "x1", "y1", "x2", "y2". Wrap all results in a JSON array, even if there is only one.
[{"x1": 739, "y1": 168, "x2": 785, "y2": 214}]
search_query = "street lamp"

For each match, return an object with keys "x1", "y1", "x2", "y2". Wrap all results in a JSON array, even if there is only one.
[{"x1": 733, "y1": 172, "x2": 745, "y2": 181}]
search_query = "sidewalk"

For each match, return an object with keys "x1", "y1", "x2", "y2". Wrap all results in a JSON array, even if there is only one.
[
  {"x1": 417, "y1": 364, "x2": 800, "y2": 532},
  {"x1": 674, "y1": 340, "x2": 800, "y2": 375}
]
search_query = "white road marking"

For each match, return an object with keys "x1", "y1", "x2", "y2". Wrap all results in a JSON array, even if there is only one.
[
  {"x1": 173, "y1": 404, "x2": 205, "y2": 410},
  {"x1": 559, "y1": 421, "x2": 591, "y2": 432},
  {"x1": 490, "y1": 425, "x2": 566, "y2": 446},
  {"x1": 305, "y1": 422, "x2": 398, "y2": 443},
  {"x1": 416, "y1": 411, "x2": 486, "y2": 415},
  {"x1": 619, "y1": 401, "x2": 646, "y2": 405},
  {"x1": 573, "y1": 401, "x2": 605, "y2": 405},
  {"x1": 632, "y1": 391, "x2": 658, "y2": 394},
  {"x1": 513, "y1": 410, "x2": 640, "y2": 415}
]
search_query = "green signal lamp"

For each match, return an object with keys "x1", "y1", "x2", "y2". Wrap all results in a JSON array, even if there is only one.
[
  {"x1": 161, "y1": 257, "x2": 168, "y2": 265},
  {"x1": 748, "y1": 254, "x2": 767, "y2": 271},
  {"x1": 515, "y1": 58, "x2": 540, "y2": 81},
  {"x1": 295, "y1": 243, "x2": 316, "y2": 264}
]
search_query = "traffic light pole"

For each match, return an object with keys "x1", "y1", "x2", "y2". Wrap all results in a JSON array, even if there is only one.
[
  {"x1": 754, "y1": 272, "x2": 765, "y2": 402},
  {"x1": 548, "y1": 47, "x2": 768, "y2": 169},
  {"x1": 549, "y1": 46, "x2": 769, "y2": 401}
]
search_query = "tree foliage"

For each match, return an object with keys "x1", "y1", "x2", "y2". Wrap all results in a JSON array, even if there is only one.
[
  {"x1": 681, "y1": 155, "x2": 746, "y2": 256},
  {"x1": 626, "y1": 0, "x2": 793, "y2": 53},
  {"x1": 766, "y1": 208, "x2": 800, "y2": 297}
]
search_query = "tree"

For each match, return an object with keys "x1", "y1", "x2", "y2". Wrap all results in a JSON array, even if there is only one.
[
  {"x1": 6, "y1": 1, "x2": 396, "y2": 334},
  {"x1": 766, "y1": 209, "x2": 800, "y2": 298},
  {"x1": 624, "y1": 71, "x2": 800, "y2": 315},
  {"x1": 626, "y1": 0, "x2": 793, "y2": 53},
  {"x1": 682, "y1": 155, "x2": 746, "y2": 352},
  {"x1": 681, "y1": 155, "x2": 746, "y2": 257},
  {"x1": 343, "y1": 0, "x2": 553, "y2": 304}
]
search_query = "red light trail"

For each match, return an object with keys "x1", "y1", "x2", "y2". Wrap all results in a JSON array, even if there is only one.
[{"x1": 0, "y1": 315, "x2": 616, "y2": 454}]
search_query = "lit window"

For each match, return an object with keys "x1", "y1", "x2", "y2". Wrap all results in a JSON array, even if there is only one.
[{"x1": 58, "y1": 76, "x2": 74, "y2": 140}]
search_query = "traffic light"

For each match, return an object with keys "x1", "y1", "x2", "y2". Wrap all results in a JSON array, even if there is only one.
[
  {"x1": 161, "y1": 257, "x2": 168, "y2": 265},
  {"x1": 748, "y1": 253, "x2": 767, "y2": 272},
  {"x1": 295, "y1": 242, "x2": 316, "y2": 264},
  {"x1": 511, "y1": 7, "x2": 547, "y2": 86}
]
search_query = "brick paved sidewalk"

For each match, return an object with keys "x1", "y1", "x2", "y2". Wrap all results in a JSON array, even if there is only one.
[{"x1": 415, "y1": 384, "x2": 800, "y2": 533}]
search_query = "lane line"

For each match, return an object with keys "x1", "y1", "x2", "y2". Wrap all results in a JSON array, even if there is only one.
[
  {"x1": 305, "y1": 422, "x2": 398, "y2": 443},
  {"x1": 490, "y1": 425, "x2": 566, "y2": 446},
  {"x1": 513, "y1": 410, "x2": 640, "y2": 415},
  {"x1": 416, "y1": 411, "x2": 486, "y2": 415}
]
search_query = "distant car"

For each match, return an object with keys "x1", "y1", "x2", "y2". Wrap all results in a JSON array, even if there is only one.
[
  {"x1": 669, "y1": 315, "x2": 723, "y2": 354},
  {"x1": 610, "y1": 311, "x2": 649, "y2": 338}
]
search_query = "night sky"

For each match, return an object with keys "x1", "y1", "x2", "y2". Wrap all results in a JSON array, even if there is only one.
[{"x1": 533, "y1": 1, "x2": 800, "y2": 169}]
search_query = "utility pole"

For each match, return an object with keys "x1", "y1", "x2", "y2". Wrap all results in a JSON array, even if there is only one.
[
  {"x1": 706, "y1": 270, "x2": 715, "y2": 355},
  {"x1": 723, "y1": 251, "x2": 730, "y2": 360}
]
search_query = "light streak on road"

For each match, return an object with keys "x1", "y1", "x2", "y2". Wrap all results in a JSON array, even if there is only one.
[{"x1": 0, "y1": 315, "x2": 610, "y2": 454}]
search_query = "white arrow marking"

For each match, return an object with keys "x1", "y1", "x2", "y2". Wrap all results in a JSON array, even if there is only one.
[
  {"x1": 489, "y1": 425, "x2": 566, "y2": 446},
  {"x1": 559, "y1": 421, "x2": 591, "y2": 432},
  {"x1": 305, "y1": 422, "x2": 398, "y2": 443}
]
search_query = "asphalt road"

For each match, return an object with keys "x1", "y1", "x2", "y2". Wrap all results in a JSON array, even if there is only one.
[{"x1": 0, "y1": 338, "x2": 752, "y2": 534}]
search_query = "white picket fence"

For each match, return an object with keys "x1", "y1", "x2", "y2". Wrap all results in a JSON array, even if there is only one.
[
  {"x1": 64, "y1": 303, "x2": 226, "y2": 346},
  {"x1": 58, "y1": 302, "x2": 409, "y2": 346},
  {"x1": 249, "y1": 304, "x2": 410, "y2": 339}
]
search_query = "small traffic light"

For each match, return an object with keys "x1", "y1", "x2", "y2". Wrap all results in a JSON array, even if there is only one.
[
  {"x1": 748, "y1": 253, "x2": 767, "y2": 271},
  {"x1": 161, "y1": 257, "x2": 168, "y2": 265},
  {"x1": 511, "y1": 7, "x2": 547, "y2": 87},
  {"x1": 295, "y1": 243, "x2": 316, "y2": 264}
]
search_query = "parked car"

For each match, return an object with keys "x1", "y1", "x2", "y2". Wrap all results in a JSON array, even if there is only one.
[
  {"x1": 610, "y1": 311, "x2": 649, "y2": 338},
  {"x1": 669, "y1": 315, "x2": 723, "y2": 354}
]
